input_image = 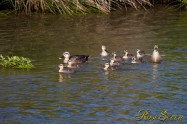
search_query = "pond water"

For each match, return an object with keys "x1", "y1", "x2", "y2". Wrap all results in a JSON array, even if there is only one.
[{"x1": 0, "y1": 7, "x2": 187, "y2": 124}]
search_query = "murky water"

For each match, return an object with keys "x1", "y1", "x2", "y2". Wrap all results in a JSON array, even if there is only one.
[{"x1": 0, "y1": 7, "x2": 187, "y2": 124}]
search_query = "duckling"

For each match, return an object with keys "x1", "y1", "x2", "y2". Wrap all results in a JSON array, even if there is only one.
[
  {"x1": 110, "y1": 59, "x2": 121, "y2": 66},
  {"x1": 151, "y1": 45, "x2": 162, "y2": 63},
  {"x1": 100, "y1": 45, "x2": 109, "y2": 57},
  {"x1": 111, "y1": 52, "x2": 123, "y2": 62},
  {"x1": 123, "y1": 50, "x2": 133, "y2": 60},
  {"x1": 131, "y1": 56, "x2": 142, "y2": 64},
  {"x1": 58, "y1": 64, "x2": 75, "y2": 73},
  {"x1": 136, "y1": 49, "x2": 145, "y2": 61},
  {"x1": 59, "y1": 52, "x2": 89, "y2": 64},
  {"x1": 104, "y1": 63, "x2": 119, "y2": 71}
]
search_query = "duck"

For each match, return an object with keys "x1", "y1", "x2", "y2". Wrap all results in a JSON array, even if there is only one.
[
  {"x1": 59, "y1": 51, "x2": 89, "y2": 64},
  {"x1": 136, "y1": 49, "x2": 145, "y2": 61},
  {"x1": 111, "y1": 52, "x2": 123, "y2": 62},
  {"x1": 151, "y1": 45, "x2": 162, "y2": 63},
  {"x1": 123, "y1": 50, "x2": 133, "y2": 60},
  {"x1": 131, "y1": 56, "x2": 142, "y2": 64},
  {"x1": 110, "y1": 59, "x2": 121, "y2": 66},
  {"x1": 58, "y1": 64, "x2": 75, "y2": 73},
  {"x1": 103, "y1": 63, "x2": 119, "y2": 71},
  {"x1": 100, "y1": 45, "x2": 109, "y2": 57}
]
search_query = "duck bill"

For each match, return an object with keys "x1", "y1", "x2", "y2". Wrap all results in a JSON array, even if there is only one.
[{"x1": 59, "y1": 56, "x2": 64, "y2": 59}]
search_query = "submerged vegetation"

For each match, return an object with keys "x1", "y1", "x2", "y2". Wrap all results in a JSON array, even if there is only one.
[
  {"x1": 0, "y1": 0, "x2": 186, "y2": 15},
  {"x1": 0, "y1": 54, "x2": 35, "y2": 69}
]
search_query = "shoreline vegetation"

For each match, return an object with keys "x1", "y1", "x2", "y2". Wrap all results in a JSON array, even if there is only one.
[
  {"x1": 0, "y1": 0, "x2": 187, "y2": 15},
  {"x1": 0, "y1": 55, "x2": 35, "y2": 69}
]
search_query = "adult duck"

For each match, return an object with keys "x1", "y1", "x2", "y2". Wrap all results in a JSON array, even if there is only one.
[
  {"x1": 59, "y1": 51, "x2": 89, "y2": 64},
  {"x1": 151, "y1": 45, "x2": 162, "y2": 63}
]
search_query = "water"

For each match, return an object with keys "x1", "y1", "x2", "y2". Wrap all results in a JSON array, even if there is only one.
[{"x1": 0, "y1": 7, "x2": 187, "y2": 124}]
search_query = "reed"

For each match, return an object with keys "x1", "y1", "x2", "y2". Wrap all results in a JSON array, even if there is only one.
[
  {"x1": 0, "y1": 0, "x2": 152, "y2": 15},
  {"x1": 179, "y1": 0, "x2": 187, "y2": 8},
  {"x1": 0, "y1": 0, "x2": 186, "y2": 15},
  {"x1": 0, "y1": 54, "x2": 35, "y2": 69}
]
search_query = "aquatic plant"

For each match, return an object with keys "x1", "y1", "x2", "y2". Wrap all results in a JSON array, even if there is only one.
[
  {"x1": 0, "y1": 0, "x2": 152, "y2": 15},
  {"x1": 0, "y1": 0, "x2": 186, "y2": 15},
  {"x1": 0, "y1": 54, "x2": 35, "y2": 69}
]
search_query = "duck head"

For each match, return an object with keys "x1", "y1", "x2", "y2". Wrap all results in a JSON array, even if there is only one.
[
  {"x1": 59, "y1": 51, "x2": 70, "y2": 59},
  {"x1": 124, "y1": 50, "x2": 128, "y2": 55},
  {"x1": 58, "y1": 64, "x2": 64, "y2": 72},
  {"x1": 137, "y1": 49, "x2": 140, "y2": 53},
  {"x1": 154, "y1": 45, "x2": 158, "y2": 51},
  {"x1": 110, "y1": 59, "x2": 115, "y2": 65},
  {"x1": 112, "y1": 52, "x2": 117, "y2": 57},
  {"x1": 131, "y1": 56, "x2": 136, "y2": 63},
  {"x1": 104, "y1": 63, "x2": 110, "y2": 70},
  {"x1": 101, "y1": 45, "x2": 106, "y2": 50}
]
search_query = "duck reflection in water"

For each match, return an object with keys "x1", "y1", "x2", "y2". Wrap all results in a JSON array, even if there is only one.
[
  {"x1": 58, "y1": 73, "x2": 71, "y2": 82},
  {"x1": 152, "y1": 64, "x2": 159, "y2": 80}
]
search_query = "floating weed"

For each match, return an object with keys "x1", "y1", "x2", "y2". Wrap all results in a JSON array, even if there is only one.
[{"x1": 0, "y1": 54, "x2": 35, "y2": 69}]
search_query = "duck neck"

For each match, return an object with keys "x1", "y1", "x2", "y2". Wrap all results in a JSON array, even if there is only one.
[
  {"x1": 67, "y1": 62, "x2": 72, "y2": 67},
  {"x1": 104, "y1": 66, "x2": 108, "y2": 70},
  {"x1": 137, "y1": 51, "x2": 140, "y2": 55},
  {"x1": 64, "y1": 57, "x2": 69, "y2": 63},
  {"x1": 125, "y1": 52, "x2": 128, "y2": 56},
  {"x1": 102, "y1": 49, "x2": 107, "y2": 55},
  {"x1": 59, "y1": 67, "x2": 64, "y2": 72},
  {"x1": 153, "y1": 50, "x2": 159, "y2": 55}
]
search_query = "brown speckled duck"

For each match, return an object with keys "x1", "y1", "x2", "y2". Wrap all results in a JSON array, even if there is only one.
[{"x1": 59, "y1": 52, "x2": 89, "y2": 64}]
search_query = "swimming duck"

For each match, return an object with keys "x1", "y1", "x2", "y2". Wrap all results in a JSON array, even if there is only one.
[
  {"x1": 59, "y1": 52, "x2": 89, "y2": 64},
  {"x1": 131, "y1": 56, "x2": 142, "y2": 64},
  {"x1": 104, "y1": 63, "x2": 119, "y2": 71},
  {"x1": 58, "y1": 64, "x2": 75, "y2": 73},
  {"x1": 151, "y1": 45, "x2": 162, "y2": 63},
  {"x1": 136, "y1": 49, "x2": 145, "y2": 61},
  {"x1": 110, "y1": 59, "x2": 121, "y2": 66},
  {"x1": 111, "y1": 52, "x2": 123, "y2": 62},
  {"x1": 100, "y1": 45, "x2": 109, "y2": 57},
  {"x1": 123, "y1": 50, "x2": 133, "y2": 60}
]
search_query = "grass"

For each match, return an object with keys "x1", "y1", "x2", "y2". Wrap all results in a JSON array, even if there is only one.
[
  {"x1": 0, "y1": 0, "x2": 153, "y2": 15},
  {"x1": 0, "y1": 54, "x2": 35, "y2": 69},
  {"x1": 0, "y1": 0, "x2": 186, "y2": 15},
  {"x1": 178, "y1": 0, "x2": 187, "y2": 8}
]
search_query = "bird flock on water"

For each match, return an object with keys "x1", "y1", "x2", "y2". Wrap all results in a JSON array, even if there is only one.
[{"x1": 58, "y1": 45, "x2": 162, "y2": 73}]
